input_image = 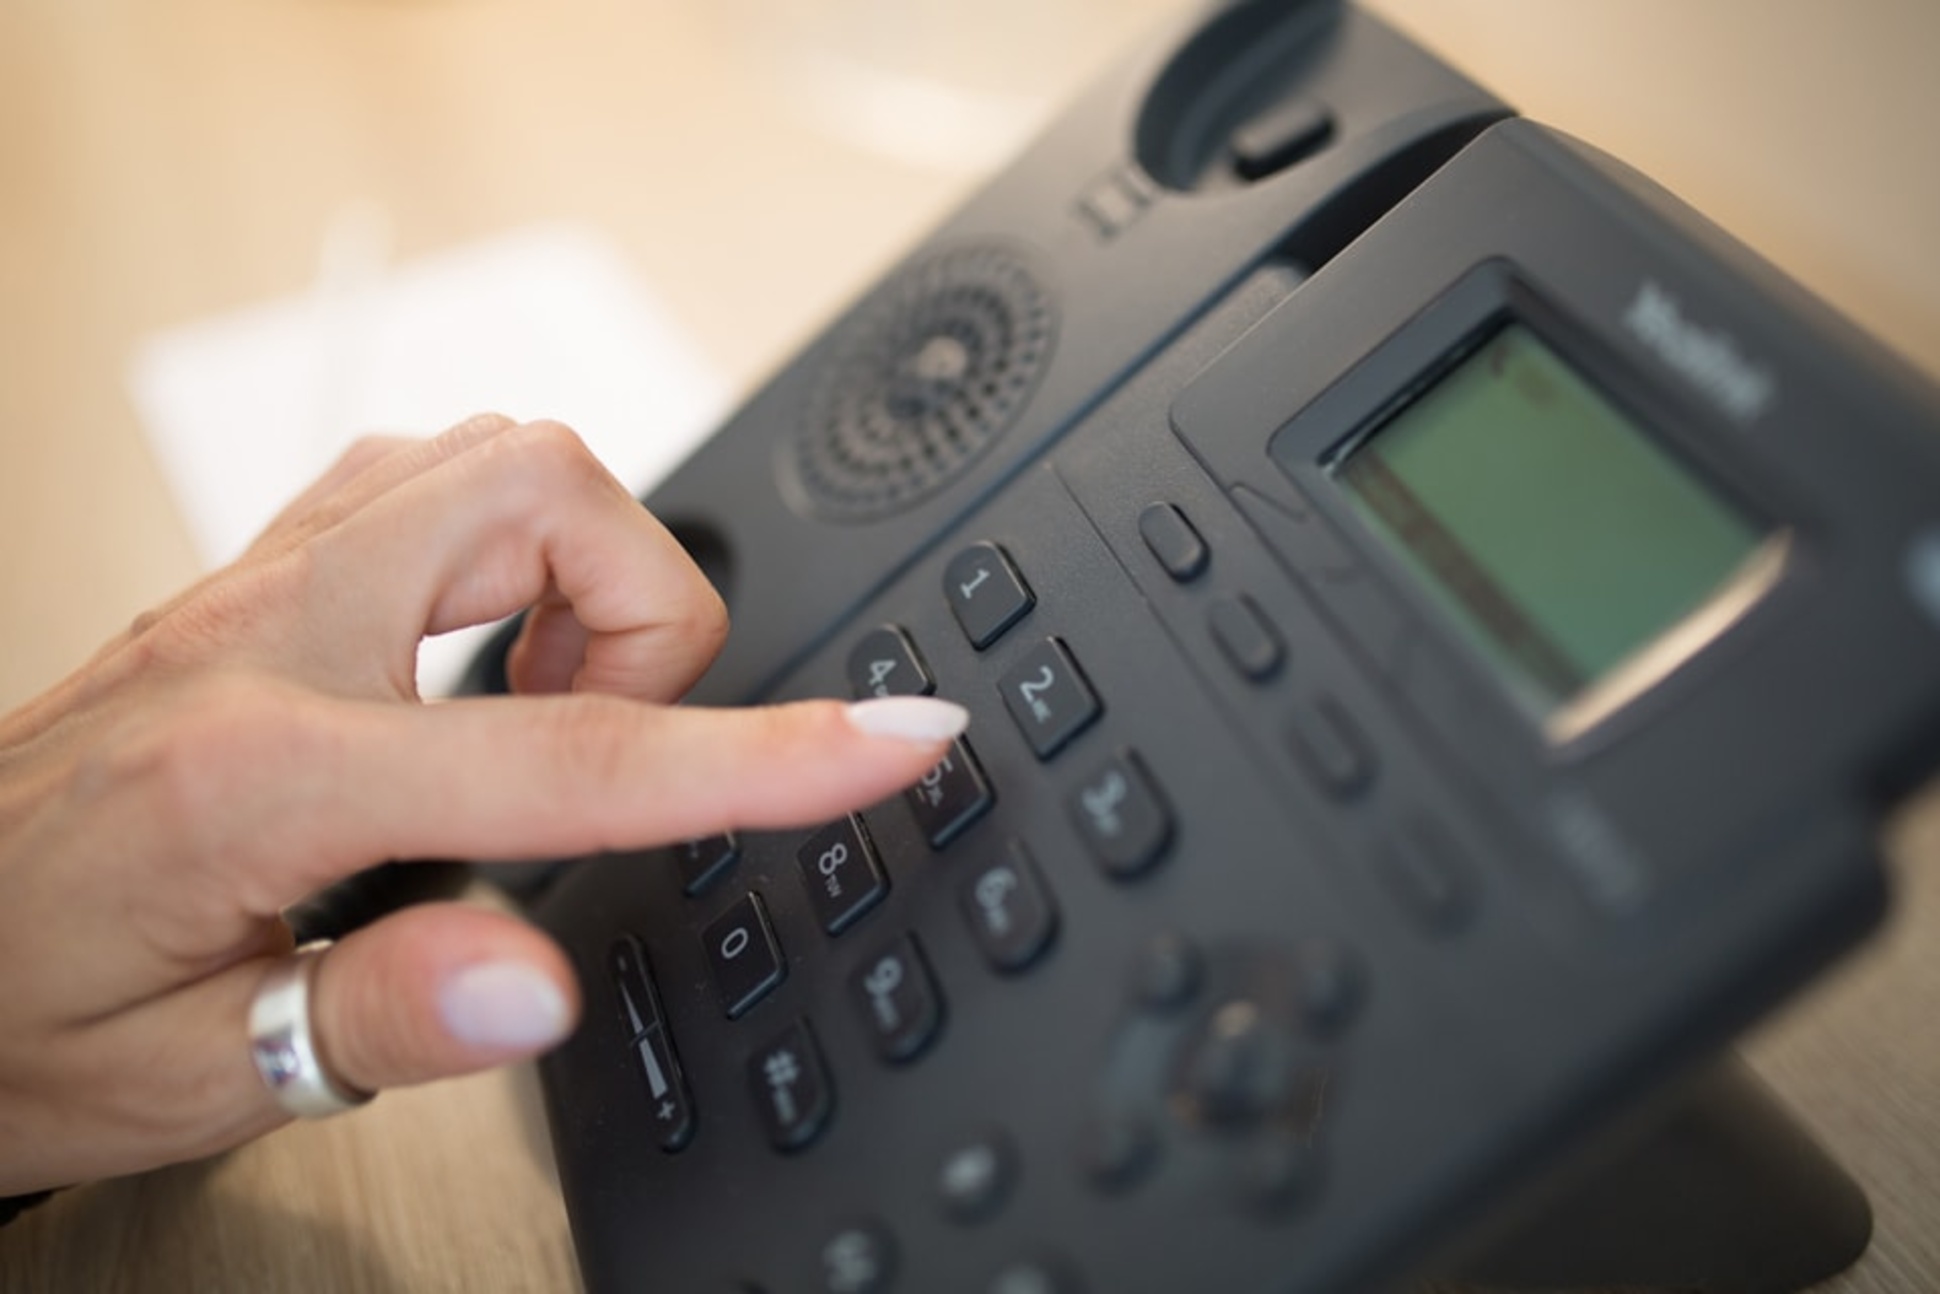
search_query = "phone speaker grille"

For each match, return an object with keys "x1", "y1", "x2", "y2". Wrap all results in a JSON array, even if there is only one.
[{"x1": 790, "y1": 246, "x2": 1055, "y2": 521}]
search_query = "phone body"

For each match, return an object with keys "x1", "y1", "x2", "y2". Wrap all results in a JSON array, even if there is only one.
[{"x1": 494, "y1": 3, "x2": 1940, "y2": 1290}]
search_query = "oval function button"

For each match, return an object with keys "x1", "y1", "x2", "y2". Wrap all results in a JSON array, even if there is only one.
[
  {"x1": 936, "y1": 1128, "x2": 1018, "y2": 1223},
  {"x1": 815, "y1": 1219, "x2": 897, "y2": 1294},
  {"x1": 1138, "y1": 501, "x2": 1209, "y2": 582},
  {"x1": 1284, "y1": 694, "x2": 1375, "y2": 799},
  {"x1": 1208, "y1": 594, "x2": 1286, "y2": 682}
]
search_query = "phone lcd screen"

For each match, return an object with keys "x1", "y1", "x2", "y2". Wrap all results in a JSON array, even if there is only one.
[{"x1": 1332, "y1": 322, "x2": 1768, "y2": 723}]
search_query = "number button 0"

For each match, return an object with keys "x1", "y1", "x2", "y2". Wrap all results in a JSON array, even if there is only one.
[
  {"x1": 846, "y1": 625, "x2": 935, "y2": 699},
  {"x1": 702, "y1": 893, "x2": 786, "y2": 1018}
]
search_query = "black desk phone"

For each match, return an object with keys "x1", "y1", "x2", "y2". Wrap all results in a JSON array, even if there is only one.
[{"x1": 468, "y1": 2, "x2": 1940, "y2": 1290}]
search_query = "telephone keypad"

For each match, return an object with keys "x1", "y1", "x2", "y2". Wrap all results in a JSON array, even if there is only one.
[
  {"x1": 999, "y1": 637, "x2": 1102, "y2": 759},
  {"x1": 945, "y1": 542, "x2": 1034, "y2": 648},
  {"x1": 749, "y1": 1018, "x2": 834, "y2": 1152},
  {"x1": 959, "y1": 843, "x2": 1059, "y2": 973},
  {"x1": 906, "y1": 737, "x2": 995, "y2": 848},
  {"x1": 797, "y1": 816, "x2": 888, "y2": 936},
  {"x1": 703, "y1": 893, "x2": 785, "y2": 1019},
  {"x1": 1067, "y1": 751, "x2": 1173, "y2": 879},
  {"x1": 850, "y1": 933, "x2": 943, "y2": 1064}
]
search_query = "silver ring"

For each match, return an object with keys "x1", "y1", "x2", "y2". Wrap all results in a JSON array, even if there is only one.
[{"x1": 247, "y1": 941, "x2": 375, "y2": 1118}]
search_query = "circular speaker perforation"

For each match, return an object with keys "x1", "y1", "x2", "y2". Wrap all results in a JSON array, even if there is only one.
[{"x1": 789, "y1": 246, "x2": 1055, "y2": 521}]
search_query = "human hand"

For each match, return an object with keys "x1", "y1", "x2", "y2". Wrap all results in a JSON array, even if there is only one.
[{"x1": 0, "y1": 414, "x2": 967, "y2": 1195}]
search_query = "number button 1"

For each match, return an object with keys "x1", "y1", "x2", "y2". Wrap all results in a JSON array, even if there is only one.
[
  {"x1": 702, "y1": 893, "x2": 785, "y2": 1018},
  {"x1": 944, "y1": 542, "x2": 1034, "y2": 649}
]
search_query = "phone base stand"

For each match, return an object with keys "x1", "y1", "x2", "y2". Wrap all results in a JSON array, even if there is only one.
[{"x1": 1449, "y1": 1057, "x2": 1870, "y2": 1292}]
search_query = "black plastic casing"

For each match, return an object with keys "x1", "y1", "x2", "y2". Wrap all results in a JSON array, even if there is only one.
[{"x1": 527, "y1": 3, "x2": 1940, "y2": 1292}]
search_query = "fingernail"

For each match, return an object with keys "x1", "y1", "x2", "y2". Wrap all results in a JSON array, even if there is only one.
[
  {"x1": 439, "y1": 961, "x2": 570, "y2": 1052},
  {"x1": 844, "y1": 696, "x2": 969, "y2": 743}
]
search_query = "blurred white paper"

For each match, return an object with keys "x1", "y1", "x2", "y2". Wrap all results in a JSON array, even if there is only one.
[{"x1": 128, "y1": 219, "x2": 731, "y2": 694}]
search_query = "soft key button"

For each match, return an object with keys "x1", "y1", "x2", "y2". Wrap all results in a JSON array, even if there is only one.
[
  {"x1": 1138, "y1": 501, "x2": 1209, "y2": 582},
  {"x1": 608, "y1": 937, "x2": 695, "y2": 1151}
]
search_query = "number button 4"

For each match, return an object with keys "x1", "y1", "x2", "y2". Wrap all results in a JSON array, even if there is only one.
[{"x1": 846, "y1": 625, "x2": 935, "y2": 699}]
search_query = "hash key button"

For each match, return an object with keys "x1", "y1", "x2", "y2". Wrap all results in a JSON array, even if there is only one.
[
  {"x1": 748, "y1": 1018, "x2": 833, "y2": 1152},
  {"x1": 1000, "y1": 638, "x2": 1101, "y2": 760},
  {"x1": 945, "y1": 542, "x2": 1034, "y2": 649}
]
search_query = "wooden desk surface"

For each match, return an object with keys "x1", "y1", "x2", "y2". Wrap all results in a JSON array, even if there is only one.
[{"x1": 2, "y1": 1, "x2": 1935, "y2": 1290}]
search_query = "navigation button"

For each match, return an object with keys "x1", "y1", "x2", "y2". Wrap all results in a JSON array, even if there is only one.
[
  {"x1": 847, "y1": 625, "x2": 935, "y2": 699},
  {"x1": 999, "y1": 638, "x2": 1102, "y2": 760},
  {"x1": 749, "y1": 1018, "x2": 833, "y2": 1152},
  {"x1": 945, "y1": 542, "x2": 1034, "y2": 649}
]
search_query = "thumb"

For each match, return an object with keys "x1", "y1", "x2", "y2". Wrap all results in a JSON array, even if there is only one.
[{"x1": 309, "y1": 902, "x2": 579, "y2": 1095}]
